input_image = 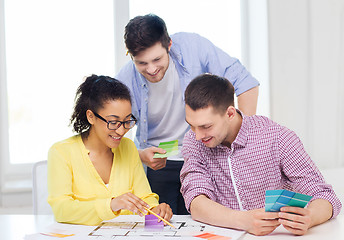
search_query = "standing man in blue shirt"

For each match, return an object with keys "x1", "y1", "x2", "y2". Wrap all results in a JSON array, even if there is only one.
[{"x1": 115, "y1": 14, "x2": 259, "y2": 214}]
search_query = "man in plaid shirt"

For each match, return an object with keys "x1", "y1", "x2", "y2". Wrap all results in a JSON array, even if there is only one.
[{"x1": 180, "y1": 74, "x2": 342, "y2": 236}]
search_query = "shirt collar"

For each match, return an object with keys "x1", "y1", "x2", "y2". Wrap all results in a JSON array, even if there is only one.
[
  {"x1": 170, "y1": 42, "x2": 188, "y2": 73},
  {"x1": 232, "y1": 109, "x2": 249, "y2": 148}
]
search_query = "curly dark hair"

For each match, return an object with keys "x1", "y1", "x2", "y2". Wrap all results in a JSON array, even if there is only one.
[
  {"x1": 70, "y1": 75, "x2": 131, "y2": 136},
  {"x1": 124, "y1": 14, "x2": 171, "y2": 56}
]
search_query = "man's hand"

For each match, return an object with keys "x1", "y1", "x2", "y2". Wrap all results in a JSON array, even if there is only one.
[
  {"x1": 190, "y1": 196, "x2": 280, "y2": 236},
  {"x1": 243, "y1": 208, "x2": 280, "y2": 236},
  {"x1": 139, "y1": 147, "x2": 167, "y2": 170},
  {"x1": 278, "y1": 206, "x2": 311, "y2": 235}
]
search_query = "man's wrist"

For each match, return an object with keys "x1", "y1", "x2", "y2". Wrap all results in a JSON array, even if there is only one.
[
  {"x1": 137, "y1": 149, "x2": 144, "y2": 159},
  {"x1": 227, "y1": 209, "x2": 247, "y2": 231}
]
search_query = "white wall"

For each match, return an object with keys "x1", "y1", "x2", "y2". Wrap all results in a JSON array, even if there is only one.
[
  {"x1": 2, "y1": 0, "x2": 343, "y2": 210},
  {"x1": 267, "y1": 0, "x2": 344, "y2": 169},
  {"x1": 242, "y1": 0, "x2": 270, "y2": 116}
]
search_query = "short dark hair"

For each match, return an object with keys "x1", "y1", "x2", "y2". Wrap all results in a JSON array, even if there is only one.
[
  {"x1": 70, "y1": 75, "x2": 131, "y2": 136},
  {"x1": 185, "y1": 74, "x2": 235, "y2": 114},
  {"x1": 124, "y1": 14, "x2": 171, "y2": 56}
]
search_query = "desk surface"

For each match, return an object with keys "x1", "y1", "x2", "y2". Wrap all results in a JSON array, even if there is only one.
[{"x1": 1, "y1": 214, "x2": 343, "y2": 240}]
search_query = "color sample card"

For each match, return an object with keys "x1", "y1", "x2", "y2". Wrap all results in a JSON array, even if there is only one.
[
  {"x1": 265, "y1": 189, "x2": 312, "y2": 212},
  {"x1": 144, "y1": 214, "x2": 164, "y2": 229},
  {"x1": 194, "y1": 232, "x2": 232, "y2": 240},
  {"x1": 153, "y1": 140, "x2": 179, "y2": 158}
]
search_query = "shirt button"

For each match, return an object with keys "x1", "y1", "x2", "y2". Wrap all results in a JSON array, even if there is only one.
[
  {"x1": 143, "y1": 140, "x2": 146, "y2": 143},
  {"x1": 144, "y1": 119, "x2": 146, "y2": 122}
]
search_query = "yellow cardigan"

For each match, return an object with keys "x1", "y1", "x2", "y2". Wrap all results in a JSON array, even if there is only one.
[{"x1": 47, "y1": 135, "x2": 159, "y2": 225}]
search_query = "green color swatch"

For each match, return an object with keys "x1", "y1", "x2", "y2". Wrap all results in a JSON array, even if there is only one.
[{"x1": 153, "y1": 140, "x2": 179, "y2": 158}]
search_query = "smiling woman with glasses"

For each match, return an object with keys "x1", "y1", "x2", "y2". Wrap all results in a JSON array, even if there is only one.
[{"x1": 47, "y1": 74, "x2": 172, "y2": 225}]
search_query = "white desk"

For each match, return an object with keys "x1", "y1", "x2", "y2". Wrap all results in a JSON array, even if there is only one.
[
  {"x1": 1, "y1": 215, "x2": 55, "y2": 240},
  {"x1": 244, "y1": 213, "x2": 344, "y2": 239},
  {"x1": 1, "y1": 214, "x2": 343, "y2": 240}
]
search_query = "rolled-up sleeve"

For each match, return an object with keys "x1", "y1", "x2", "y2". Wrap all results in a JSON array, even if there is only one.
[
  {"x1": 279, "y1": 128, "x2": 342, "y2": 218},
  {"x1": 180, "y1": 130, "x2": 217, "y2": 211},
  {"x1": 195, "y1": 34, "x2": 259, "y2": 96}
]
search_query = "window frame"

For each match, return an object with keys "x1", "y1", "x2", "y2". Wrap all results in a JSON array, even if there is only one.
[
  {"x1": 0, "y1": 0, "x2": 268, "y2": 196},
  {"x1": 0, "y1": 0, "x2": 129, "y2": 193}
]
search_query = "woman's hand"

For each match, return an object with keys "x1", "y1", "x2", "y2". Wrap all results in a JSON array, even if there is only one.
[
  {"x1": 110, "y1": 192, "x2": 150, "y2": 216},
  {"x1": 151, "y1": 203, "x2": 173, "y2": 224}
]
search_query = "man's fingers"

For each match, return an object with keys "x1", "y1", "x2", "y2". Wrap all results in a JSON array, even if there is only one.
[
  {"x1": 150, "y1": 158, "x2": 167, "y2": 170},
  {"x1": 259, "y1": 212, "x2": 280, "y2": 220},
  {"x1": 151, "y1": 147, "x2": 167, "y2": 154},
  {"x1": 278, "y1": 208, "x2": 311, "y2": 236},
  {"x1": 249, "y1": 224, "x2": 280, "y2": 236},
  {"x1": 259, "y1": 219, "x2": 280, "y2": 228},
  {"x1": 279, "y1": 219, "x2": 308, "y2": 235},
  {"x1": 279, "y1": 212, "x2": 302, "y2": 222},
  {"x1": 280, "y1": 206, "x2": 308, "y2": 216}
]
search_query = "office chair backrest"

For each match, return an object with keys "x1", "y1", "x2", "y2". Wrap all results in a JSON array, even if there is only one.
[{"x1": 32, "y1": 160, "x2": 52, "y2": 215}]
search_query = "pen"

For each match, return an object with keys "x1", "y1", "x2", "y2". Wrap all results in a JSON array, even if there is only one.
[{"x1": 143, "y1": 206, "x2": 176, "y2": 229}]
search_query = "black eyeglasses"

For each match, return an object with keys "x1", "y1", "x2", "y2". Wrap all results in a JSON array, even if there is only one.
[{"x1": 93, "y1": 112, "x2": 137, "y2": 130}]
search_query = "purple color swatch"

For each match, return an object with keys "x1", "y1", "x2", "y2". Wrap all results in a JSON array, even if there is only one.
[{"x1": 145, "y1": 214, "x2": 164, "y2": 229}]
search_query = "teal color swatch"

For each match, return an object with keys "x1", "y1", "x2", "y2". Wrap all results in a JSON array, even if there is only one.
[{"x1": 265, "y1": 189, "x2": 312, "y2": 212}]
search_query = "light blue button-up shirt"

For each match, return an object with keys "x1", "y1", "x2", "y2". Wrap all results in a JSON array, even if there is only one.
[{"x1": 115, "y1": 32, "x2": 259, "y2": 149}]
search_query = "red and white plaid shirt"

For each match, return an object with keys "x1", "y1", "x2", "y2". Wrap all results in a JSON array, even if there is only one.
[{"x1": 181, "y1": 113, "x2": 342, "y2": 218}]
